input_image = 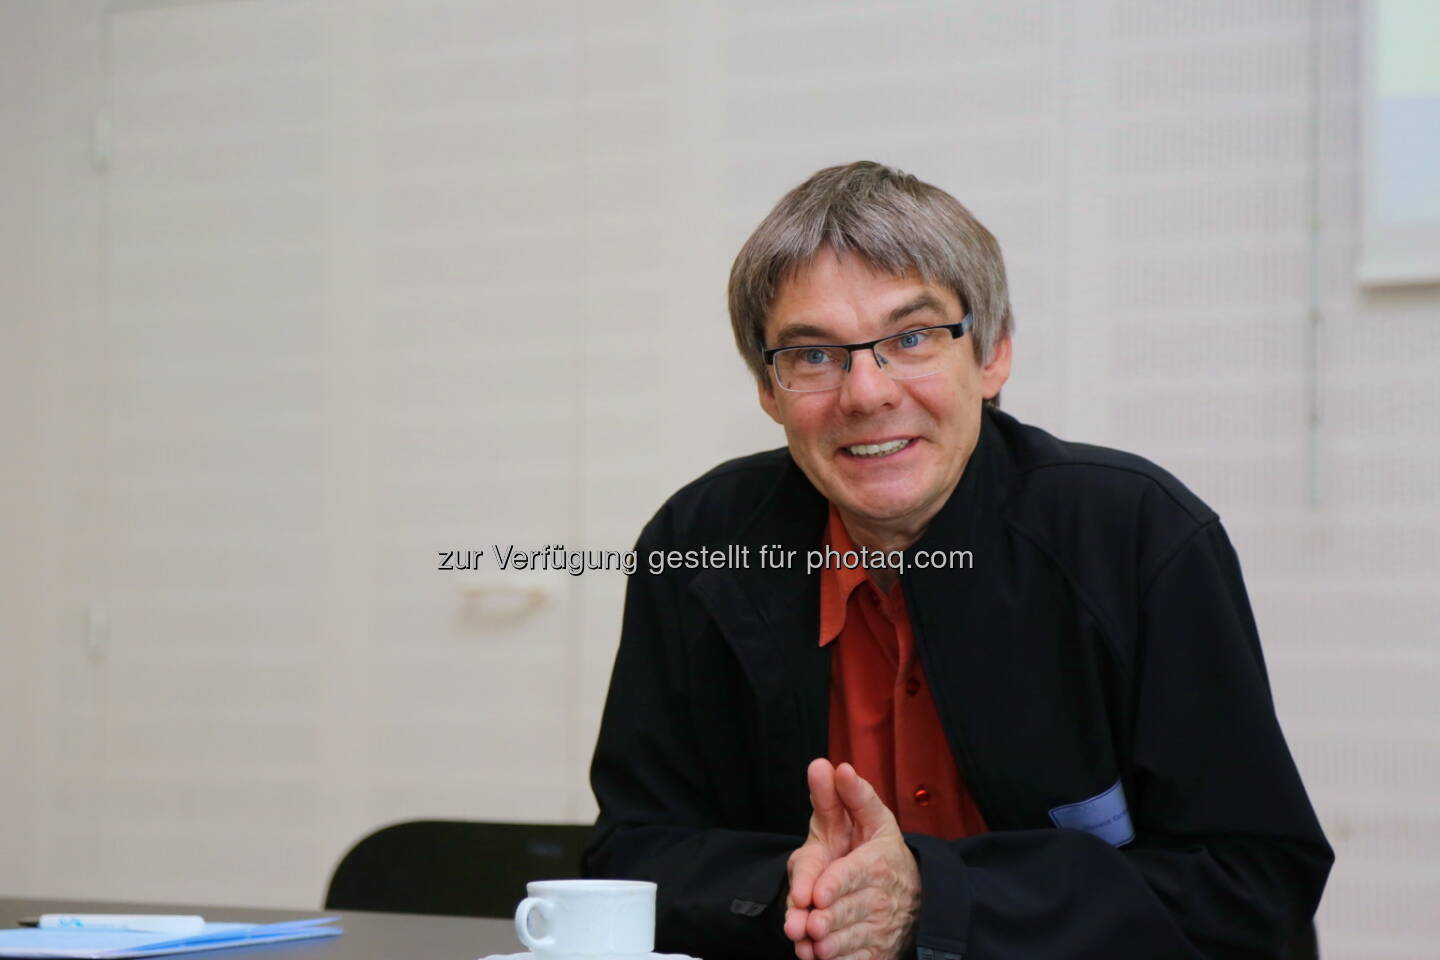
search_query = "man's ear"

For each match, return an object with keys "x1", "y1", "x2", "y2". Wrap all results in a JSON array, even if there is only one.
[
  {"x1": 980, "y1": 335, "x2": 1012, "y2": 400},
  {"x1": 757, "y1": 375, "x2": 783, "y2": 425}
]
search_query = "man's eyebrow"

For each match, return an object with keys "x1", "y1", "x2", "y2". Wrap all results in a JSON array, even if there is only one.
[
  {"x1": 770, "y1": 293, "x2": 953, "y2": 348},
  {"x1": 887, "y1": 292, "x2": 949, "y2": 325},
  {"x1": 771, "y1": 322, "x2": 834, "y2": 347}
]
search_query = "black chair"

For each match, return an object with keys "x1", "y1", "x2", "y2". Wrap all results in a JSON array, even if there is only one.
[{"x1": 325, "y1": 819, "x2": 592, "y2": 919}]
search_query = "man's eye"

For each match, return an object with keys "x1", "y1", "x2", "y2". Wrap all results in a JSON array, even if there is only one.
[
  {"x1": 895, "y1": 330, "x2": 928, "y2": 349},
  {"x1": 800, "y1": 348, "x2": 834, "y2": 365}
]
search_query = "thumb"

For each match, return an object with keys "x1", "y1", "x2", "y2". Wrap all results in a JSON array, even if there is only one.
[
  {"x1": 786, "y1": 842, "x2": 829, "y2": 913},
  {"x1": 834, "y1": 762, "x2": 894, "y2": 839}
]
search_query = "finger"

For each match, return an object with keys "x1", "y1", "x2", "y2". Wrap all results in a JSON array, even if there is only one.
[
  {"x1": 812, "y1": 852, "x2": 866, "y2": 910},
  {"x1": 805, "y1": 887, "x2": 871, "y2": 942},
  {"x1": 794, "y1": 936, "x2": 815, "y2": 960},
  {"x1": 787, "y1": 842, "x2": 830, "y2": 911},
  {"x1": 834, "y1": 762, "x2": 893, "y2": 839},
  {"x1": 784, "y1": 905, "x2": 810, "y2": 942},
  {"x1": 813, "y1": 919, "x2": 875, "y2": 960},
  {"x1": 808, "y1": 758, "x2": 845, "y2": 833}
]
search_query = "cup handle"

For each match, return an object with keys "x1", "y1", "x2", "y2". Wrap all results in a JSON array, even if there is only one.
[{"x1": 514, "y1": 896, "x2": 556, "y2": 952}]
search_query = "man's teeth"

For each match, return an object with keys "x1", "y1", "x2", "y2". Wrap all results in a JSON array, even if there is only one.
[{"x1": 846, "y1": 438, "x2": 911, "y2": 457}]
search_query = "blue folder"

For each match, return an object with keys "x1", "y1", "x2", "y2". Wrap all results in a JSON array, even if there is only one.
[{"x1": 0, "y1": 918, "x2": 342, "y2": 958}]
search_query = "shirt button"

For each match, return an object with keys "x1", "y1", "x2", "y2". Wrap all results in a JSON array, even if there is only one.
[
  {"x1": 912, "y1": 786, "x2": 931, "y2": 807},
  {"x1": 904, "y1": 676, "x2": 921, "y2": 696}
]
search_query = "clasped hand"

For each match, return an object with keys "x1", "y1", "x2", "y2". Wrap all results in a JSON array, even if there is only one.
[{"x1": 784, "y1": 759, "x2": 921, "y2": 960}]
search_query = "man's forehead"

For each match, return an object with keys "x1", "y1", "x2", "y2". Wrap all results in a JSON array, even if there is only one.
[
  {"x1": 767, "y1": 253, "x2": 957, "y2": 342},
  {"x1": 778, "y1": 246, "x2": 922, "y2": 289}
]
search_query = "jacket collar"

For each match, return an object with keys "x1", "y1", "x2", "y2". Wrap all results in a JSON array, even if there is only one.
[
  {"x1": 690, "y1": 407, "x2": 1015, "y2": 639},
  {"x1": 909, "y1": 405, "x2": 1014, "y2": 557},
  {"x1": 722, "y1": 407, "x2": 1011, "y2": 546}
]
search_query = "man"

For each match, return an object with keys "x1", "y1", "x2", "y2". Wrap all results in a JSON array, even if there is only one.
[{"x1": 584, "y1": 162, "x2": 1332, "y2": 960}]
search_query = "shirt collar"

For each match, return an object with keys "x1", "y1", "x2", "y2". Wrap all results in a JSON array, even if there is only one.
[{"x1": 818, "y1": 504, "x2": 878, "y2": 647}]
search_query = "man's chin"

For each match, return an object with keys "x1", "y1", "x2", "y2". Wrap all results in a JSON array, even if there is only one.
[{"x1": 829, "y1": 492, "x2": 928, "y2": 529}]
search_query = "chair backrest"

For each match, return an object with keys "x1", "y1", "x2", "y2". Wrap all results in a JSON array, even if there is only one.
[{"x1": 325, "y1": 819, "x2": 592, "y2": 919}]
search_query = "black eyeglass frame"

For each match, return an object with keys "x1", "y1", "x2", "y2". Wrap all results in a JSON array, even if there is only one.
[{"x1": 761, "y1": 312, "x2": 974, "y2": 391}]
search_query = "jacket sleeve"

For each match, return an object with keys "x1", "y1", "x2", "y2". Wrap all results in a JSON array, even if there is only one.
[
  {"x1": 582, "y1": 519, "x2": 798, "y2": 960},
  {"x1": 904, "y1": 520, "x2": 1333, "y2": 960}
]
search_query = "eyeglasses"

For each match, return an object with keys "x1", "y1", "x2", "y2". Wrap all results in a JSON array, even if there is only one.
[{"x1": 762, "y1": 313, "x2": 973, "y2": 393}]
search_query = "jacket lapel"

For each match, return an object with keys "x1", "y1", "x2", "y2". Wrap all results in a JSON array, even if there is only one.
[
  {"x1": 904, "y1": 411, "x2": 1025, "y2": 830},
  {"x1": 690, "y1": 457, "x2": 831, "y2": 829}
]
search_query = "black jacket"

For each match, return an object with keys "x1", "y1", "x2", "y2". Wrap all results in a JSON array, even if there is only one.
[{"x1": 584, "y1": 409, "x2": 1332, "y2": 960}]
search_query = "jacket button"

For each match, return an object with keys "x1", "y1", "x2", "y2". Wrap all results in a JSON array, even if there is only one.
[
  {"x1": 912, "y1": 786, "x2": 931, "y2": 806},
  {"x1": 904, "y1": 676, "x2": 921, "y2": 696}
]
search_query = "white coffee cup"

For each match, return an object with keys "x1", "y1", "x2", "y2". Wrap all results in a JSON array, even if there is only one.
[{"x1": 514, "y1": 879, "x2": 656, "y2": 959}]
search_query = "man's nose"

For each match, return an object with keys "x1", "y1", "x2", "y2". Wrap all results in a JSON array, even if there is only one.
[{"x1": 838, "y1": 348, "x2": 901, "y2": 414}]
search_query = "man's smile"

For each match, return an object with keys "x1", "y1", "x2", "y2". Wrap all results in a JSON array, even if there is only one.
[{"x1": 840, "y1": 437, "x2": 918, "y2": 459}]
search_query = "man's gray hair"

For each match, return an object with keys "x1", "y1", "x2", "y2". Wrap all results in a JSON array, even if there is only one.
[{"x1": 728, "y1": 161, "x2": 1014, "y2": 406}]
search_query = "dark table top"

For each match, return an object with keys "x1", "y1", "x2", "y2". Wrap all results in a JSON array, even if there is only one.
[{"x1": 0, "y1": 896, "x2": 522, "y2": 959}]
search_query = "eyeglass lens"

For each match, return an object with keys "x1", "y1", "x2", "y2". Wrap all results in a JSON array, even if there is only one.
[{"x1": 774, "y1": 327, "x2": 951, "y2": 391}]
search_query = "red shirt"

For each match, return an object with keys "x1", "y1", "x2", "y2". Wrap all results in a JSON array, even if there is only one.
[{"x1": 820, "y1": 506, "x2": 988, "y2": 840}]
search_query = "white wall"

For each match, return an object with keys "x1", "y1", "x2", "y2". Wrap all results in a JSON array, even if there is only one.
[
  {"x1": 1, "y1": 0, "x2": 1436, "y2": 955},
  {"x1": 0, "y1": 0, "x2": 45, "y2": 898}
]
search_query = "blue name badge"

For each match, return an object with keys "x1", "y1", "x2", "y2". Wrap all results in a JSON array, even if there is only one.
[{"x1": 1048, "y1": 779, "x2": 1135, "y2": 847}]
